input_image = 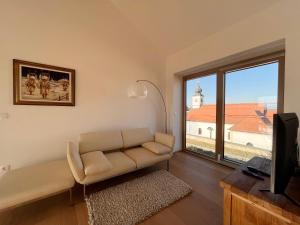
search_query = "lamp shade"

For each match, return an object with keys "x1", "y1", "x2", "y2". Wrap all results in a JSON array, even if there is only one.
[{"x1": 127, "y1": 82, "x2": 148, "y2": 98}]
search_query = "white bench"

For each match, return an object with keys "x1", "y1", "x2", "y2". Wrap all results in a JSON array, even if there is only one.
[{"x1": 0, "y1": 160, "x2": 75, "y2": 211}]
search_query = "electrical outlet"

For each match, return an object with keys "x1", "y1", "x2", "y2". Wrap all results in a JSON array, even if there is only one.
[
  {"x1": 0, "y1": 164, "x2": 11, "y2": 176},
  {"x1": 217, "y1": 154, "x2": 221, "y2": 161}
]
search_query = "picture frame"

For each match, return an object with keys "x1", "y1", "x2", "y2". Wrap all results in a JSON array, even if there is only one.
[{"x1": 13, "y1": 59, "x2": 75, "y2": 106}]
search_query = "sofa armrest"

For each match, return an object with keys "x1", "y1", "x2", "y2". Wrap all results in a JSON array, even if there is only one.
[
  {"x1": 67, "y1": 142, "x2": 85, "y2": 183},
  {"x1": 155, "y1": 132, "x2": 175, "y2": 149}
]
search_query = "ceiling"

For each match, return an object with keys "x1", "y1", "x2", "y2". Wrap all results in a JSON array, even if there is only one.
[{"x1": 111, "y1": 0, "x2": 281, "y2": 55}]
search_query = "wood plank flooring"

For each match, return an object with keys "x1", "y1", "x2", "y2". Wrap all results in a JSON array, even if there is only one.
[{"x1": 0, "y1": 152, "x2": 233, "y2": 225}]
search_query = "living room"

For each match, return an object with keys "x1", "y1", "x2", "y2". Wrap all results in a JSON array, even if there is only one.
[{"x1": 1, "y1": 1, "x2": 300, "y2": 225}]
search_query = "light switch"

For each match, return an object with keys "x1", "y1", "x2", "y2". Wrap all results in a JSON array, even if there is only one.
[{"x1": 0, "y1": 113, "x2": 9, "y2": 120}]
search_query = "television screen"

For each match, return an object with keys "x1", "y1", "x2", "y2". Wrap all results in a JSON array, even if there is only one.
[{"x1": 271, "y1": 113, "x2": 299, "y2": 194}]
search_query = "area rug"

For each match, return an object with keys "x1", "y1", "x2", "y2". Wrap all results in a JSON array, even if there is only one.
[{"x1": 85, "y1": 170, "x2": 192, "y2": 225}]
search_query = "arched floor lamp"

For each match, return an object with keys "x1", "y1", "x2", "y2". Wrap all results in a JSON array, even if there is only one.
[{"x1": 128, "y1": 80, "x2": 167, "y2": 133}]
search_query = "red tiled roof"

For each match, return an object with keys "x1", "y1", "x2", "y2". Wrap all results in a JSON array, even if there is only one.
[
  {"x1": 186, "y1": 103, "x2": 276, "y2": 134},
  {"x1": 186, "y1": 104, "x2": 216, "y2": 123}
]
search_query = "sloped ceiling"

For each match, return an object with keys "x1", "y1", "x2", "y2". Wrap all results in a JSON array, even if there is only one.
[{"x1": 111, "y1": 0, "x2": 281, "y2": 55}]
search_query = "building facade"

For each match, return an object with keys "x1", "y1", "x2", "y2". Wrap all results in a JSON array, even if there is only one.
[{"x1": 186, "y1": 85, "x2": 275, "y2": 150}]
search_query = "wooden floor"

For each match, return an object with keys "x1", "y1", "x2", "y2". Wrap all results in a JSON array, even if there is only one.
[{"x1": 0, "y1": 152, "x2": 233, "y2": 225}]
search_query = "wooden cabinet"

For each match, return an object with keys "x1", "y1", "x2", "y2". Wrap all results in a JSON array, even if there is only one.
[{"x1": 220, "y1": 170, "x2": 300, "y2": 225}]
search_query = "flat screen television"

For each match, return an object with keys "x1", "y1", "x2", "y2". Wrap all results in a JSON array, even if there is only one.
[{"x1": 271, "y1": 113, "x2": 299, "y2": 194}]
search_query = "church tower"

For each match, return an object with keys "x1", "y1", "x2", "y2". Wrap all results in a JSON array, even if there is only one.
[{"x1": 192, "y1": 84, "x2": 204, "y2": 109}]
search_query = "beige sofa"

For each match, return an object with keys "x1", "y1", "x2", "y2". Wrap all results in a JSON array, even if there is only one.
[{"x1": 67, "y1": 128, "x2": 174, "y2": 194}]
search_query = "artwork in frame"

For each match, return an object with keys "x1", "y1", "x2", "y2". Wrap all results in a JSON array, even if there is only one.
[{"x1": 13, "y1": 59, "x2": 75, "y2": 106}]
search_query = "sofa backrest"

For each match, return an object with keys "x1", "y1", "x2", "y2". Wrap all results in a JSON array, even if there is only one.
[
  {"x1": 122, "y1": 128, "x2": 154, "y2": 149},
  {"x1": 79, "y1": 130, "x2": 123, "y2": 154}
]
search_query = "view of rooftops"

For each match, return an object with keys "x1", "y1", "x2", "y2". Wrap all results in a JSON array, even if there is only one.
[{"x1": 185, "y1": 62, "x2": 279, "y2": 163}]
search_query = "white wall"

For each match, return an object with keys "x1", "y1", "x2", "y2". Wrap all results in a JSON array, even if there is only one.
[
  {"x1": 230, "y1": 131, "x2": 272, "y2": 150},
  {"x1": 166, "y1": 0, "x2": 300, "y2": 151},
  {"x1": 0, "y1": 0, "x2": 166, "y2": 169},
  {"x1": 186, "y1": 121, "x2": 216, "y2": 139},
  {"x1": 187, "y1": 121, "x2": 271, "y2": 149}
]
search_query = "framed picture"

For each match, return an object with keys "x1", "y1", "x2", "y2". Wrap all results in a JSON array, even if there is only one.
[{"x1": 13, "y1": 59, "x2": 75, "y2": 106}]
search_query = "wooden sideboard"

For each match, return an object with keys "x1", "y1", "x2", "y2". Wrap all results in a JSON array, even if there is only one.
[{"x1": 220, "y1": 169, "x2": 300, "y2": 225}]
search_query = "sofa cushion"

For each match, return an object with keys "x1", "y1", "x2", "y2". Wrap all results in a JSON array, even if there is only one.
[
  {"x1": 81, "y1": 151, "x2": 112, "y2": 176},
  {"x1": 124, "y1": 147, "x2": 172, "y2": 169},
  {"x1": 155, "y1": 132, "x2": 175, "y2": 148},
  {"x1": 79, "y1": 130, "x2": 123, "y2": 154},
  {"x1": 122, "y1": 128, "x2": 154, "y2": 148},
  {"x1": 83, "y1": 152, "x2": 136, "y2": 185},
  {"x1": 142, "y1": 142, "x2": 172, "y2": 155}
]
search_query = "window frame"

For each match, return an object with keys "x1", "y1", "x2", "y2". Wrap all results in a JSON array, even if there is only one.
[
  {"x1": 183, "y1": 71, "x2": 218, "y2": 160},
  {"x1": 182, "y1": 51, "x2": 285, "y2": 167}
]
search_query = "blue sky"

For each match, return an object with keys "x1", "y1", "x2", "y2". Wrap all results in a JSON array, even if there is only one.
[{"x1": 186, "y1": 62, "x2": 279, "y2": 107}]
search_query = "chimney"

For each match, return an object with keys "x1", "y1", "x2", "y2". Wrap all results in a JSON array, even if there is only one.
[{"x1": 263, "y1": 105, "x2": 267, "y2": 117}]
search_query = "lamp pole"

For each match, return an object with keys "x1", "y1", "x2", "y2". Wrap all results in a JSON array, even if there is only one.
[{"x1": 136, "y1": 80, "x2": 167, "y2": 133}]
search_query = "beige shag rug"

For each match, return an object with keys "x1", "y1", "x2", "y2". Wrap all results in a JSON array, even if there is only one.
[{"x1": 85, "y1": 170, "x2": 192, "y2": 225}]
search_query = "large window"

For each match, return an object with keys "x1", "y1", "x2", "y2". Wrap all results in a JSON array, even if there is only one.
[
  {"x1": 185, "y1": 74, "x2": 216, "y2": 158},
  {"x1": 223, "y1": 62, "x2": 279, "y2": 163},
  {"x1": 183, "y1": 51, "x2": 284, "y2": 166}
]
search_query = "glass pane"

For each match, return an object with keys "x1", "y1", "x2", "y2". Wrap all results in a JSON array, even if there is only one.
[
  {"x1": 224, "y1": 62, "x2": 279, "y2": 163},
  {"x1": 185, "y1": 74, "x2": 217, "y2": 157}
]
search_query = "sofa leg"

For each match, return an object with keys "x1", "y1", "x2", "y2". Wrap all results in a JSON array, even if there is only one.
[
  {"x1": 83, "y1": 184, "x2": 86, "y2": 198},
  {"x1": 167, "y1": 160, "x2": 170, "y2": 171},
  {"x1": 69, "y1": 188, "x2": 73, "y2": 205}
]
